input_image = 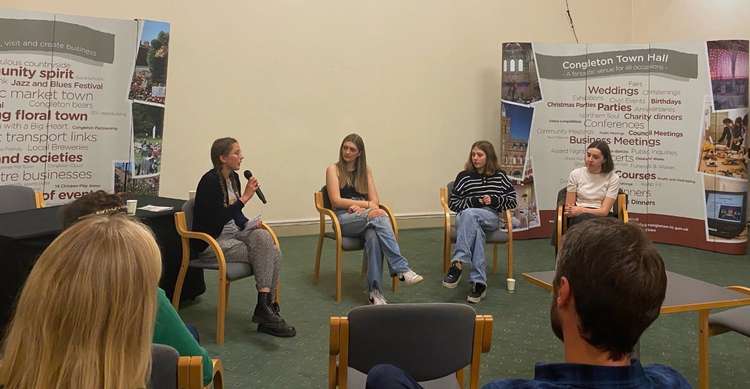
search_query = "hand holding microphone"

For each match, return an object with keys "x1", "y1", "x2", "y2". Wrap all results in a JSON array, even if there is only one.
[{"x1": 243, "y1": 170, "x2": 267, "y2": 204}]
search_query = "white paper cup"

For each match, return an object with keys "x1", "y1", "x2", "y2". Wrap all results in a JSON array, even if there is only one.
[
  {"x1": 126, "y1": 199, "x2": 138, "y2": 215},
  {"x1": 188, "y1": 190, "x2": 196, "y2": 201},
  {"x1": 506, "y1": 278, "x2": 516, "y2": 292}
]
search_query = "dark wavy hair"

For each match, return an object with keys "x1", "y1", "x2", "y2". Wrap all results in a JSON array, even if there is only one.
[{"x1": 61, "y1": 190, "x2": 126, "y2": 228}]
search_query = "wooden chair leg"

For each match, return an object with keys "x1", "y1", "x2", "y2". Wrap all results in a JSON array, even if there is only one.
[
  {"x1": 274, "y1": 280, "x2": 281, "y2": 304},
  {"x1": 172, "y1": 263, "x2": 188, "y2": 310},
  {"x1": 443, "y1": 238, "x2": 451, "y2": 273},
  {"x1": 224, "y1": 281, "x2": 230, "y2": 313},
  {"x1": 492, "y1": 244, "x2": 498, "y2": 274},
  {"x1": 335, "y1": 243, "x2": 343, "y2": 303},
  {"x1": 392, "y1": 275, "x2": 398, "y2": 293},
  {"x1": 506, "y1": 241, "x2": 513, "y2": 280},
  {"x1": 456, "y1": 368, "x2": 465, "y2": 389},
  {"x1": 216, "y1": 276, "x2": 227, "y2": 345},
  {"x1": 314, "y1": 234, "x2": 324, "y2": 283}
]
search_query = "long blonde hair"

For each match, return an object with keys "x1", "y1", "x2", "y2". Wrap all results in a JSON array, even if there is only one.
[
  {"x1": 0, "y1": 215, "x2": 162, "y2": 389},
  {"x1": 336, "y1": 133, "x2": 369, "y2": 194}
]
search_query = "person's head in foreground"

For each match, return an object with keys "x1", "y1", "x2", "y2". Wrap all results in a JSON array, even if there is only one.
[
  {"x1": 61, "y1": 190, "x2": 126, "y2": 228},
  {"x1": 0, "y1": 215, "x2": 162, "y2": 389},
  {"x1": 367, "y1": 218, "x2": 690, "y2": 388},
  {"x1": 552, "y1": 217, "x2": 666, "y2": 363}
]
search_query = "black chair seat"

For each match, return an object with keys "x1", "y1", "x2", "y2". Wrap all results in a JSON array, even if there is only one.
[
  {"x1": 0, "y1": 185, "x2": 37, "y2": 214},
  {"x1": 150, "y1": 344, "x2": 179, "y2": 389},
  {"x1": 710, "y1": 306, "x2": 750, "y2": 337},
  {"x1": 348, "y1": 303, "x2": 476, "y2": 381},
  {"x1": 450, "y1": 225, "x2": 508, "y2": 243},
  {"x1": 324, "y1": 232, "x2": 365, "y2": 250},
  {"x1": 190, "y1": 260, "x2": 253, "y2": 281}
]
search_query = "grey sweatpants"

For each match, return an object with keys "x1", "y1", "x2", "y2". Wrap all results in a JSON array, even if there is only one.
[{"x1": 197, "y1": 222, "x2": 280, "y2": 290}]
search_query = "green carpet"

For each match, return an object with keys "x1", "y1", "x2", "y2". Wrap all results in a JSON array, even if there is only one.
[{"x1": 177, "y1": 228, "x2": 750, "y2": 388}]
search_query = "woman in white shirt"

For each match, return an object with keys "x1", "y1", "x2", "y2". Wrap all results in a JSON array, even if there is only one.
[{"x1": 564, "y1": 140, "x2": 620, "y2": 226}]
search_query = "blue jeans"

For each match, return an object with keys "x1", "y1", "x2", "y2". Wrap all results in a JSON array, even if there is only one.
[
  {"x1": 367, "y1": 364, "x2": 422, "y2": 389},
  {"x1": 452, "y1": 207, "x2": 499, "y2": 285},
  {"x1": 336, "y1": 210, "x2": 410, "y2": 292}
]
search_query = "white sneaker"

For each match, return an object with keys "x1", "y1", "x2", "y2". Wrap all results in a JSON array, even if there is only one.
[
  {"x1": 399, "y1": 270, "x2": 424, "y2": 286},
  {"x1": 369, "y1": 289, "x2": 387, "y2": 305}
]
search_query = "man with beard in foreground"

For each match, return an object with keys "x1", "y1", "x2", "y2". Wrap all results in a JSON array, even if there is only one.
[{"x1": 366, "y1": 218, "x2": 690, "y2": 388}]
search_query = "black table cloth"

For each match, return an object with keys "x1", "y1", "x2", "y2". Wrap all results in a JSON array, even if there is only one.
[{"x1": 0, "y1": 195, "x2": 205, "y2": 335}]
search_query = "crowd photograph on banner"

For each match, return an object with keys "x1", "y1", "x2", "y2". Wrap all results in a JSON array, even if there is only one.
[
  {"x1": 128, "y1": 20, "x2": 170, "y2": 106},
  {"x1": 698, "y1": 108, "x2": 748, "y2": 180},
  {"x1": 131, "y1": 102, "x2": 164, "y2": 177}
]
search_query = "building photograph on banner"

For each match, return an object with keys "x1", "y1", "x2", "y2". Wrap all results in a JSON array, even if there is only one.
[
  {"x1": 501, "y1": 42, "x2": 542, "y2": 104},
  {"x1": 0, "y1": 10, "x2": 138, "y2": 205},
  {"x1": 504, "y1": 159, "x2": 540, "y2": 232},
  {"x1": 502, "y1": 40, "x2": 748, "y2": 254},
  {"x1": 499, "y1": 102, "x2": 533, "y2": 180}
]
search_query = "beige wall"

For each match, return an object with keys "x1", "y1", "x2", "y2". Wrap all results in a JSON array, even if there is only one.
[
  {"x1": 1, "y1": 1, "x2": 635, "y2": 226},
  {"x1": 631, "y1": 0, "x2": 750, "y2": 41}
]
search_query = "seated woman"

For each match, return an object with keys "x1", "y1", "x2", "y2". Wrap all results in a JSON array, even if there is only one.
[
  {"x1": 442, "y1": 141, "x2": 517, "y2": 303},
  {"x1": 563, "y1": 140, "x2": 621, "y2": 228},
  {"x1": 325, "y1": 133, "x2": 423, "y2": 305},
  {"x1": 61, "y1": 190, "x2": 214, "y2": 386},
  {"x1": 192, "y1": 137, "x2": 295, "y2": 337},
  {"x1": 0, "y1": 215, "x2": 161, "y2": 389}
]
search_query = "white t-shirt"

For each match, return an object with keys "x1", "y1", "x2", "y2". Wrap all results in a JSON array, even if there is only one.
[{"x1": 567, "y1": 167, "x2": 620, "y2": 209}]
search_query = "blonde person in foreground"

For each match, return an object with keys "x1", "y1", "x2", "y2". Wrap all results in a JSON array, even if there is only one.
[{"x1": 0, "y1": 215, "x2": 161, "y2": 389}]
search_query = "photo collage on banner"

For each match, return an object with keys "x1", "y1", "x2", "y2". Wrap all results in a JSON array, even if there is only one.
[
  {"x1": 701, "y1": 40, "x2": 748, "y2": 245},
  {"x1": 499, "y1": 43, "x2": 543, "y2": 237},
  {"x1": 119, "y1": 20, "x2": 170, "y2": 196},
  {"x1": 0, "y1": 10, "x2": 137, "y2": 205},
  {"x1": 0, "y1": 10, "x2": 171, "y2": 205},
  {"x1": 500, "y1": 40, "x2": 748, "y2": 254}
]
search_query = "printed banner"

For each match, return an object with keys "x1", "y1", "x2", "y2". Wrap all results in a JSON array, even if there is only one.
[
  {"x1": 0, "y1": 10, "x2": 169, "y2": 204},
  {"x1": 501, "y1": 41, "x2": 749, "y2": 254}
]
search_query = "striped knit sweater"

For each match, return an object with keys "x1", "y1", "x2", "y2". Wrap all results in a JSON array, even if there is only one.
[{"x1": 449, "y1": 170, "x2": 517, "y2": 213}]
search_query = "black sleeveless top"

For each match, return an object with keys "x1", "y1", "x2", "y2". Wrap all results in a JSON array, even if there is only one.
[{"x1": 340, "y1": 184, "x2": 366, "y2": 200}]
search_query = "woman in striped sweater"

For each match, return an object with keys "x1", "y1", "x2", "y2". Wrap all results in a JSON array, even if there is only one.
[{"x1": 443, "y1": 141, "x2": 517, "y2": 303}]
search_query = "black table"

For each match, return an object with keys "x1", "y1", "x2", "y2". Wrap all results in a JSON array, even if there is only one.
[{"x1": 0, "y1": 195, "x2": 206, "y2": 335}]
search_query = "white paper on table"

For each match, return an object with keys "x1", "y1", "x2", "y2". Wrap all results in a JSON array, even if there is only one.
[{"x1": 137, "y1": 205, "x2": 173, "y2": 212}]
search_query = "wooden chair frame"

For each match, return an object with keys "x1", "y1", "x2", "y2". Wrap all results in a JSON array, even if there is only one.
[
  {"x1": 328, "y1": 314, "x2": 493, "y2": 389},
  {"x1": 556, "y1": 192, "x2": 629, "y2": 253},
  {"x1": 178, "y1": 357, "x2": 224, "y2": 389},
  {"x1": 439, "y1": 187, "x2": 514, "y2": 281},
  {"x1": 709, "y1": 285, "x2": 750, "y2": 336},
  {"x1": 34, "y1": 191, "x2": 44, "y2": 208},
  {"x1": 313, "y1": 192, "x2": 398, "y2": 303},
  {"x1": 172, "y1": 211, "x2": 281, "y2": 345}
]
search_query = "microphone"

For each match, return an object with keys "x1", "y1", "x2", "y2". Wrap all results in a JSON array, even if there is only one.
[{"x1": 243, "y1": 170, "x2": 267, "y2": 204}]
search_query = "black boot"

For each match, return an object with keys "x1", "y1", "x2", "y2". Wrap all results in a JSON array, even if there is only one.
[
  {"x1": 269, "y1": 292, "x2": 280, "y2": 315},
  {"x1": 252, "y1": 292, "x2": 282, "y2": 325},
  {"x1": 253, "y1": 293, "x2": 296, "y2": 337}
]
